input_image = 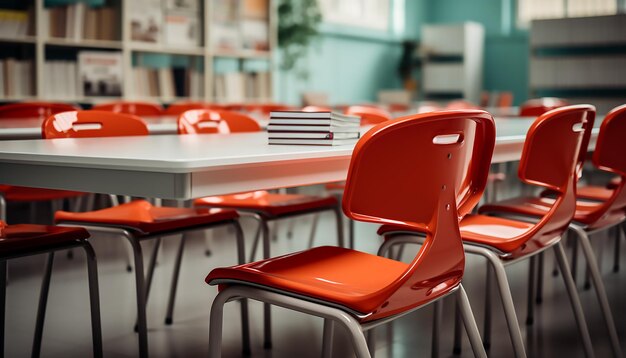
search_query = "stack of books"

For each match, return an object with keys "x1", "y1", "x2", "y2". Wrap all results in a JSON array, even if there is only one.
[{"x1": 268, "y1": 111, "x2": 361, "y2": 146}]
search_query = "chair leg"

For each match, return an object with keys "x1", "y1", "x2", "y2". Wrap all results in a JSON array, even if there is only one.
[
  {"x1": 526, "y1": 256, "x2": 536, "y2": 325},
  {"x1": 0, "y1": 260, "x2": 6, "y2": 358},
  {"x1": 125, "y1": 236, "x2": 148, "y2": 358},
  {"x1": 465, "y1": 246, "x2": 526, "y2": 358},
  {"x1": 570, "y1": 226, "x2": 623, "y2": 358},
  {"x1": 260, "y1": 219, "x2": 272, "y2": 349},
  {"x1": 286, "y1": 217, "x2": 295, "y2": 239},
  {"x1": 614, "y1": 225, "x2": 622, "y2": 273},
  {"x1": 483, "y1": 262, "x2": 493, "y2": 350},
  {"x1": 32, "y1": 252, "x2": 55, "y2": 358},
  {"x1": 571, "y1": 233, "x2": 579, "y2": 285},
  {"x1": 456, "y1": 285, "x2": 488, "y2": 358},
  {"x1": 248, "y1": 215, "x2": 263, "y2": 262},
  {"x1": 366, "y1": 329, "x2": 376, "y2": 357},
  {"x1": 432, "y1": 300, "x2": 442, "y2": 358},
  {"x1": 307, "y1": 214, "x2": 320, "y2": 249},
  {"x1": 552, "y1": 241, "x2": 594, "y2": 358},
  {"x1": 333, "y1": 207, "x2": 345, "y2": 248},
  {"x1": 134, "y1": 237, "x2": 161, "y2": 332},
  {"x1": 349, "y1": 219, "x2": 355, "y2": 249},
  {"x1": 452, "y1": 300, "x2": 463, "y2": 355},
  {"x1": 536, "y1": 252, "x2": 544, "y2": 304},
  {"x1": 322, "y1": 319, "x2": 334, "y2": 358},
  {"x1": 165, "y1": 235, "x2": 185, "y2": 325},
  {"x1": 81, "y1": 242, "x2": 103, "y2": 358},
  {"x1": 204, "y1": 230, "x2": 212, "y2": 257}
]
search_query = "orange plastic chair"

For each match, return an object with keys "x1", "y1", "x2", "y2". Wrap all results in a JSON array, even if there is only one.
[
  {"x1": 478, "y1": 105, "x2": 626, "y2": 357},
  {"x1": 0, "y1": 102, "x2": 79, "y2": 119},
  {"x1": 178, "y1": 109, "x2": 344, "y2": 261},
  {"x1": 496, "y1": 92, "x2": 514, "y2": 108},
  {"x1": 378, "y1": 105, "x2": 597, "y2": 356},
  {"x1": 164, "y1": 101, "x2": 225, "y2": 116},
  {"x1": 0, "y1": 103, "x2": 84, "y2": 222},
  {"x1": 0, "y1": 221, "x2": 102, "y2": 357},
  {"x1": 344, "y1": 105, "x2": 392, "y2": 125},
  {"x1": 519, "y1": 97, "x2": 568, "y2": 117},
  {"x1": 91, "y1": 101, "x2": 163, "y2": 116},
  {"x1": 206, "y1": 110, "x2": 495, "y2": 358},
  {"x1": 42, "y1": 110, "x2": 250, "y2": 358}
]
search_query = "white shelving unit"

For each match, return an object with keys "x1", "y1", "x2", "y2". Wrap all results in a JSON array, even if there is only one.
[
  {"x1": 529, "y1": 14, "x2": 626, "y2": 113},
  {"x1": 0, "y1": 0, "x2": 276, "y2": 104},
  {"x1": 419, "y1": 22, "x2": 484, "y2": 104}
]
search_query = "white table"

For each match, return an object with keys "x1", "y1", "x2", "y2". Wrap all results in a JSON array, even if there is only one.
[{"x1": 0, "y1": 116, "x2": 602, "y2": 200}]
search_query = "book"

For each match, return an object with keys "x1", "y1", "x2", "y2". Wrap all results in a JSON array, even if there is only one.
[
  {"x1": 212, "y1": 0, "x2": 240, "y2": 50},
  {"x1": 268, "y1": 138, "x2": 359, "y2": 146},
  {"x1": 267, "y1": 124, "x2": 360, "y2": 132},
  {"x1": 270, "y1": 111, "x2": 361, "y2": 122},
  {"x1": 129, "y1": 0, "x2": 162, "y2": 43},
  {"x1": 268, "y1": 132, "x2": 360, "y2": 139},
  {"x1": 78, "y1": 51, "x2": 123, "y2": 97},
  {"x1": 163, "y1": 12, "x2": 200, "y2": 48}
]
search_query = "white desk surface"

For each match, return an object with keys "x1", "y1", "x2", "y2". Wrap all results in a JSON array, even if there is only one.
[{"x1": 0, "y1": 116, "x2": 602, "y2": 200}]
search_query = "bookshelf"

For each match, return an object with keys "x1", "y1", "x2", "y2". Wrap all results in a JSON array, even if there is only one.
[
  {"x1": 529, "y1": 14, "x2": 626, "y2": 113},
  {"x1": 419, "y1": 22, "x2": 484, "y2": 104},
  {"x1": 0, "y1": 0, "x2": 276, "y2": 105}
]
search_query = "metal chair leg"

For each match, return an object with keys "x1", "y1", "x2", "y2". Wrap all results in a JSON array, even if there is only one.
[
  {"x1": 457, "y1": 285, "x2": 488, "y2": 358},
  {"x1": 0, "y1": 260, "x2": 6, "y2": 358},
  {"x1": 204, "y1": 230, "x2": 213, "y2": 257},
  {"x1": 526, "y1": 256, "x2": 536, "y2": 325},
  {"x1": 333, "y1": 207, "x2": 345, "y2": 248},
  {"x1": 322, "y1": 319, "x2": 334, "y2": 358},
  {"x1": 134, "y1": 237, "x2": 161, "y2": 332},
  {"x1": 452, "y1": 301, "x2": 462, "y2": 355},
  {"x1": 247, "y1": 215, "x2": 263, "y2": 262},
  {"x1": 165, "y1": 235, "x2": 185, "y2": 325},
  {"x1": 125, "y1": 236, "x2": 148, "y2": 358},
  {"x1": 81, "y1": 242, "x2": 103, "y2": 358},
  {"x1": 570, "y1": 226, "x2": 623, "y2": 358},
  {"x1": 552, "y1": 241, "x2": 594, "y2": 358},
  {"x1": 571, "y1": 233, "x2": 579, "y2": 285},
  {"x1": 32, "y1": 252, "x2": 55, "y2": 358},
  {"x1": 349, "y1": 219, "x2": 355, "y2": 249},
  {"x1": 483, "y1": 262, "x2": 493, "y2": 350},
  {"x1": 432, "y1": 300, "x2": 442, "y2": 358},
  {"x1": 307, "y1": 214, "x2": 320, "y2": 249},
  {"x1": 536, "y1": 252, "x2": 544, "y2": 304},
  {"x1": 366, "y1": 329, "x2": 376, "y2": 357},
  {"x1": 260, "y1": 220, "x2": 272, "y2": 349},
  {"x1": 614, "y1": 225, "x2": 622, "y2": 273}
]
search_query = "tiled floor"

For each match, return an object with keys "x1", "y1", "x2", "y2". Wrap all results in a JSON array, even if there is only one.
[{"x1": 3, "y1": 188, "x2": 626, "y2": 357}]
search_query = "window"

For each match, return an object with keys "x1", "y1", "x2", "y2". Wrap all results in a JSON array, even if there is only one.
[
  {"x1": 517, "y1": 0, "x2": 618, "y2": 28},
  {"x1": 318, "y1": 0, "x2": 390, "y2": 31}
]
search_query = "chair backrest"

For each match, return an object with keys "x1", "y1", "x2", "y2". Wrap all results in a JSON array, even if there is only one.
[
  {"x1": 581, "y1": 104, "x2": 626, "y2": 226},
  {"x1": 164, "y1": 102, "x2": 224, "y2": 116},
  {"x1": 342, "y1": 110, "x2": 495, "y2": 319},
  {"x1": 344, "y1": 105, "x2": 392, "y2": 125},
  {"x1": 519, "y1": 97, "x2": 568, "y2": 117},
  {"x1": 92, "y1": 101, "x2": 163, "y2": 116},
  {"x1": 177, "y1": 109, "x2": 261, "y2": 135},
  {"x1": 0, "y1": 102, "x2": 79, "y2": 119},
  {"x1": 496, "y1": 92, "x2": 514, "y2": 108},
  {"x1": 42, "y1": 111, "x2": 149, "y2": 138},
  {"x1": 517, "y1": 105, "x2": 595, "y2": 241}
]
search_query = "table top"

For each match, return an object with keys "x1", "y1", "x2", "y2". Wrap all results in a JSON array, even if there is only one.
[{"x1": 0, "y1": 115, "x2": 602, "y2": 200}]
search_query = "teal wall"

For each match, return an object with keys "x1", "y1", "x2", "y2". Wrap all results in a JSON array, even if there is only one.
[
  {"x1": 423, "y1": 0, "x2": 529, "y2": 104},
  {"x1": 281, "y1": 0, "x2": 530, "y2": 105}
]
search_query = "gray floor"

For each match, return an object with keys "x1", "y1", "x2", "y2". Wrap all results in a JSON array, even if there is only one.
[{"x1": 3, "y1": 189, "x2": 626, "y2": 358}]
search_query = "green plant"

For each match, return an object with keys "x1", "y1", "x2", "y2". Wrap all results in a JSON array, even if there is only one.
[{"x1": 277, "y1": 0, "x2": 322, "y2": 78}]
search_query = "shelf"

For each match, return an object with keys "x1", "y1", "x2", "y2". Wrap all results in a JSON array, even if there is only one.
[
  {"x1": 130, "y1": 43, "x2": 205, "y2": 56},
  {"x1": 45, "y1": 38, "x2": 123, "y2": 49},
  {"x1": 0, "y1": 96, "x2": 37, "y2": 102},
  {"x1": 212, "y1": 49, "x2": 272, "y2": 60},
  {"x1": 0, "y1": 36, "x2": 36, "y2": 44}
]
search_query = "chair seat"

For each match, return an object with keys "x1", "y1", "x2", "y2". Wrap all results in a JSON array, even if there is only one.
[
  {"x1": 377, "y1": 223, "x2": 425, "y2": 236},
  {"x1": 0, "y1": 185, "x2": 83, "y2": 202},
  {"x1": 576, "y1": 185, "x2": 614, "y2": 201},
  {"x1": 194, "y1": 191, "x2": 338, "y2": 217},
  {"x1": 458, "y1": 214, "x2": 553, "y2": 255},
  {"x1": 0, "y1": 223, "x2": 89, "y2": 254},
  {"x1": 206, "y1": 246, "x2": 409, "y2": 316},
  {"x1": 479, "y1": 196, "x2": 607, "y2": 226},
  {"x1": 55, "y1": 200, "x2": 238, "y2": 235}
]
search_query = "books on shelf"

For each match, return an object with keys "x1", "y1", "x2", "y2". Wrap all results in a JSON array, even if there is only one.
[
  {"x1": 132, "y1": 66, "x2": 204, "y2": 99},
  {"x1": 0, "y1": 59, "x2": 34, "y2": 98},
  {"x1": 241, "y1": 0, "x2": 269, "y2": 51},
  {"x1": 214, "y1": 71, "x2": 271, "y2": 103},
  {"x1": 268, "y1": 111, "x2": 361, "y2": 146},
  {"x1": 46, "y1": 2, "x2": 118, "y2": 41},
  {"x1": 163, "y1": 0, "x2": 201, "y2": 48},
  {"x1": 212, "y1": 0, "x2": 241, "y2": 51},
  {"x1": 42, "y1": 60, "x2": 79, "y2": 99},
  {"x1": 78, "y1": 51, "x2": 123, "y2": 97},
  {"x1": 130, "y1": 0, "x2": 162, "y2": 43},
  {"x1": 0, "y1": 9, "x2": 31, "y2": 38}
]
